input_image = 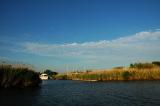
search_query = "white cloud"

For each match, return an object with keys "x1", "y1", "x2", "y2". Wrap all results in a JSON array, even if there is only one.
[
  {"x1": 2, "y1": 30, "x2": 159, "y2": 69},
  {"x1": 21, "y1": 30, "x2": 160, "y2": 60}
]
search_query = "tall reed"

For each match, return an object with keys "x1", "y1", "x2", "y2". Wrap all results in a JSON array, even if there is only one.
[
  {"x1": 55, "y1": 67, "x2": 160, "y2": 81},
  {"x1": 0, "y1": 64, "x2": 41, "y2": 88}
]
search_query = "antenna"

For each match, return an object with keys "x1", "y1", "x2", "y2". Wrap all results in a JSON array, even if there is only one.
[{"x1": 66, "y1": 65, "x2": 68, "y2": 76}]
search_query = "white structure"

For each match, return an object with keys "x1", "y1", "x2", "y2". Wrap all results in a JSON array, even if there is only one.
[{"x1": 40, "y1": 73, "x2": 48, "y2": 80}]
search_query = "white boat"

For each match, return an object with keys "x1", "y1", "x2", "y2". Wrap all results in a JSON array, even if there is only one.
[{"x1": 40, "y1": 73, "x2": 48, "y2": 80}]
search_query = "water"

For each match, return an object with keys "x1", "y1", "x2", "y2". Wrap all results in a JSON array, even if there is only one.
[{"x1": 1, "y1": 80, "x2": 160, "y2": 106}]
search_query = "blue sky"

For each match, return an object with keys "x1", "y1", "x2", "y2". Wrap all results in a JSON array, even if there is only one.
[{"x1": 0, "y1": 0, "x2": 160, "y2": 72}]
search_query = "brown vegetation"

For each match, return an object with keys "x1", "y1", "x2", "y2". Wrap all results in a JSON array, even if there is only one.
[{"x1": 55, "y1": 62, "x2": 160, "y2": 81}]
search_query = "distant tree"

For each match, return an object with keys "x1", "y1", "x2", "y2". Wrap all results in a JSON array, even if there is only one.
[
  {"x1": 44, "y1": 69, "x2": 58, "y2": 79},
  {"x1": 130, "y1": 63, "x2": 134, "y2": 68},
  {"x1": 152, "y1": 61, "x2": 160, "y2": 67},
  {"x1": 129, "y1": 62, "x2": 154, "y2": 69}
]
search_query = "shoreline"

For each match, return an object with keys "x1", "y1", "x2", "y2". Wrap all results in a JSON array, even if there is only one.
[
  {"x1": 70, "y1": 79, "x2": 160, "y2": 82},
  {"x1": 72, "y1": 79, "x2": 98, "y2": 82}
]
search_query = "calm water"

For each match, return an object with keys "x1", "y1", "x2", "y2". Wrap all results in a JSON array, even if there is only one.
[{"x1": 0, "y1": 80, "x2": 160, "y2": 106}]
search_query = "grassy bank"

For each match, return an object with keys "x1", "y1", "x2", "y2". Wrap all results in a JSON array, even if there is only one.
[
  {"x1": 0, "y1": 64, "x2": 41, "y2": 88},
  {"x1": 55, "y1": 62, "x2": 160, "y2": 81}
]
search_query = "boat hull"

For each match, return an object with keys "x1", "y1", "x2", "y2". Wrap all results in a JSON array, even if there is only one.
[{"x1": 40, "y1": 74, "x2": 48, "y2": 80}]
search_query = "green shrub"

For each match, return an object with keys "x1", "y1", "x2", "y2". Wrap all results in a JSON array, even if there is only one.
[
  {"x1": 54, "y1": 74, "x2": 68, "y2": 80},
  {"x1": 122, "y1": 71, "x2": 131, "y2": 80},
  {"x1": 152, "y1": 61, "x2": 160, "y2": 67}
]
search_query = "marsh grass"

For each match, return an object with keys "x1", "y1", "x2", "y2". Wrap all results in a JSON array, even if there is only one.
[
  {"x1": 54, "y1": 74, "x2": 67, "y2": 80},
  {"x1": 55, "y1": 62, "x2": 160, "y2": 81},
  {"x1": 0, "y1": 64, "x2": 41, "y2": 88}
]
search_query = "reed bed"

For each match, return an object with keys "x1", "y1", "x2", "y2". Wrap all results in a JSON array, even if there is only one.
[
  {"x1": 55, "y1": 67, "x2": 160, "y2": 81},
  {"x1": 0, "y1": 64, "x2": 41, "y2": 88}
]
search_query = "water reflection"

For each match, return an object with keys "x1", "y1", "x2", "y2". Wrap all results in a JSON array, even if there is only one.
[
  {"x1": 0, "y1": 80, "x2": 160, "y2": 106},
  {"x1": 0, "y1": 87, "x2": 41, "y2": 106}
]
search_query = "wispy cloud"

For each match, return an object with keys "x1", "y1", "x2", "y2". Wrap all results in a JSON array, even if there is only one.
[
  {"x1": 156, "y1": 29, "x2": 160, "y2": 31},
  {"x1": 21, "y1": 30, "x2": 160, "y2": 58},
  {"x1": 1, "y1": 30, "x2": 160, "y2": 69}
]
